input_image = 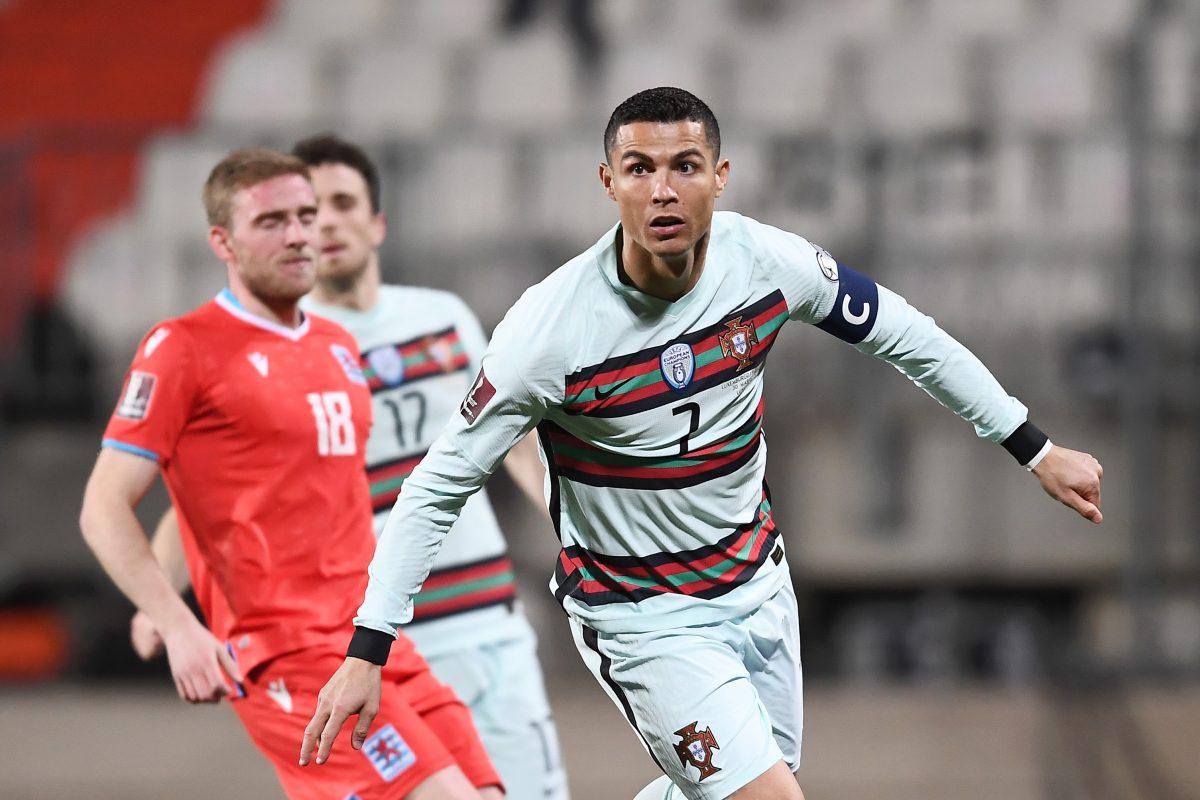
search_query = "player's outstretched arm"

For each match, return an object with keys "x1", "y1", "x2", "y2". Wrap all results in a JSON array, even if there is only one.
[
  {"x1": 1031, "y1": 445, "x2": 1104, "y2": 524},
  {"x1": 130, "y1": 506, "x2": 192, "y2": 660},
  {"x1": 300, "y1": 657, "x2": 381, "y2": 766},
  {"x1": 81, "y1": 449, "x2": 241, "y2": 701}
]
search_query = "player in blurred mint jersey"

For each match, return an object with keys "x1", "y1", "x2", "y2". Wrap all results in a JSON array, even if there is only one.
[{"x1": 305, "y1": 88, "x2": 1104, "y2": 800}]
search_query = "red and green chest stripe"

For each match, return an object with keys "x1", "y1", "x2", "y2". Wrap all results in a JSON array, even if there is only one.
[
  {"x1": 563, "y1": 290, "x2": 789, "y2": 418},
  {"x1": 367, "y1": 451, "x2": 427, "y2": 514},
  {"x1": 553, "y1": 486, "x2": 779, "y2": 607},
  {"x1": 542, "y1": 397, "x2": 764, "y2": 490},
  {"x1": 410, "y1": 554, "x2": 516, "y2": 623},
  {"x1": 360, "y1": 326, "x2": 470, "y2": 394}
]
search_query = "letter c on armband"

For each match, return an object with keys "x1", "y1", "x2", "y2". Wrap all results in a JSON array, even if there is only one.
[{"x1": 816, "y1": 264, "x2": 880, "y2": 344}]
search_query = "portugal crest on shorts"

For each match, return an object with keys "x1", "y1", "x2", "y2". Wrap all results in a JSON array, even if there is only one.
[
  {"x1": 674, "y1": 721, "x2": 721, "y2": 781},
  {"x1": 718, "y1": 317, "x2": 759, "y2": 372}
]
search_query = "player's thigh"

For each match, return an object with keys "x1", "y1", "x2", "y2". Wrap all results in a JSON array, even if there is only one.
[
  {"x1": 425, "y1": 635, "x2": 566, "y2": 798},
  {"x1": 412, "y1": 697, "x2": 504, "y2": 793},
  {"x1": 232, "y1": 654, "x2": 457, "y2": 800},
  {"x1": 744, "y1": 580, "x2": 804, "y2": 769},
  {"x1": 570, "y1": 618, "x2": 782, "y2": 800}
]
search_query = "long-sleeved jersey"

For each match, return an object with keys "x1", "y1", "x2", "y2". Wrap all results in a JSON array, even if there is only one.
[
  {"x1": 356, "y1": 211, "x2": 1033, "y2": 638},
  {"x1": 303, "y1": 285, "x2": 526, "y2": 656}
]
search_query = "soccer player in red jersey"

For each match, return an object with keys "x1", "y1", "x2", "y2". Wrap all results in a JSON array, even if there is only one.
[{"x1": 79, "y1": 148, "x2": 503, "y2": 800}]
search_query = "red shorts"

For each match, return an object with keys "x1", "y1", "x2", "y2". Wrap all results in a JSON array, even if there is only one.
[{"x1": 230, "y1": 643, "x2": 501, "y2": 799}]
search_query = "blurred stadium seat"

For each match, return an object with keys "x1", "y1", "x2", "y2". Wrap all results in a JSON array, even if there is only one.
[
  {"x1": 471, "y1": 29, "x2": 577, "y2": 132},
  {"x1": 201, "y1": 33, "x2": 323, "y2": 129},
  {"x1": 337, "y1": 45, "x2": 453, "y2": 138}
]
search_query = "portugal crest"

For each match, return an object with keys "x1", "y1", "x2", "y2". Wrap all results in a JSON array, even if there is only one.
[
  {"x1": 718, "y1": 317, "x2": 759, "y2": 371},
  {"x1": 673, "y1": 722, "x2": 721, "y2": 781},
  {"x1": 425, "y1": 335, "x2": 457, "y2": 372}
]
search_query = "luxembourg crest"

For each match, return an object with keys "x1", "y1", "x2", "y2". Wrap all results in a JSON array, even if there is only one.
[
  {"x1": 674, "y1": 722, "x2": 721, "y2": 781},
  {"x1": 718, "y1": 317, "x2": 759, "y2": 371},
  {"x1": 660, "y1": 343, "x2": 695, "y2": 391},
  {"x1": 366, "y1": 345, "x2": 405, "y2": 386},
  {"x1": 331, "y1": 344, "x2": 368, "y2": 385}
]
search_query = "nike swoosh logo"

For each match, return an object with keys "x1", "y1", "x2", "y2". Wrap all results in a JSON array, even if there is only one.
[{"x1": 594, "y1": 376, "x2": 635, "y2": 401}]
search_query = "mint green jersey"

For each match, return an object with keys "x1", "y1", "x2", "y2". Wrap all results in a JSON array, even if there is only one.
[
  {"x1": 304, "y1": 285, "x2": 525, "y2": 655},
  {"x1": 356, "y1": 212, "x2": 1029, "y2": 636}
]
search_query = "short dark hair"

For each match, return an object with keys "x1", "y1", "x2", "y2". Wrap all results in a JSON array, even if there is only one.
[
  {"x1": 603, "y1": 87, "x2": 720, "y2": 161},
  {"x1": 203, "y1": 148, "x2": 310, "y2": 228},
  {"x1": 291, "y1": 134, "x2": 382, "y2": 213}
]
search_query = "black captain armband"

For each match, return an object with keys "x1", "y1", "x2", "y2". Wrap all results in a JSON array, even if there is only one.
[
  {"x1": 347, "y1": 626, "x2": 394, "y2": 666},
  {"x1": 1001, "y1": 421, "x2": 1052, "y2": 471}
]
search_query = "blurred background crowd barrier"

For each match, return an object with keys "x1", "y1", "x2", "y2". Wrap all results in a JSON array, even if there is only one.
[{"x1": 0, "y1": 1, "x2": 1198, "y2": 798}]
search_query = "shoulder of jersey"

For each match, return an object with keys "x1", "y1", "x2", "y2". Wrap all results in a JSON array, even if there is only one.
[
  {"x1": 378, "y1": 283, "x2": 468, "y2": 316},
  {"x1": 306, "y1": 311, "x2": 356, "y2": 342}
]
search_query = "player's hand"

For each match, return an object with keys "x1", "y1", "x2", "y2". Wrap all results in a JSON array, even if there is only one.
[
  {"x1": 1032, "y1": 445, "x2": 1104, "y2": 524},
  {"x1": 160, "y1": 616, "x2": 243, "y2": 704},
  {"x1": 130, "y1": 610, "x2": 165, "y2": 661},
  {"x1": 300, "y1": 657, "x2": 382, "y2": 766}
]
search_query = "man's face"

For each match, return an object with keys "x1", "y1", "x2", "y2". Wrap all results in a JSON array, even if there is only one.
[
  {"x1": 600, "y1": 120, "x2": 729, "y2": 262},
  {"x1": 215, "y1": 174, "x2": 318, "y2": 302},
  {"x1": 309, "y1": 162, "x2": 385, "y2": 283}
]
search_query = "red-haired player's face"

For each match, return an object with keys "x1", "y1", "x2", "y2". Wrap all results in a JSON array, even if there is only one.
[
  {"x1": 222, "y1": 174, "x2": 318, "y2": 303},
  {"x1": 600, "y1": 120, "x2": 729, "y2": 262},
  {"x1": 309, "y1": 163, "x2": 385, "y2": 285}
]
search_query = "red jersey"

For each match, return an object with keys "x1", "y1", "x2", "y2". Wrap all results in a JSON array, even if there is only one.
[{"x1": 103, "y1": 289, "x2": 377, "y2": 674}]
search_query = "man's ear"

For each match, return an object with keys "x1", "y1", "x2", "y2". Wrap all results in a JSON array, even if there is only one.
[
  {"x1": 599, "y1": 162, "x2": 617, "y2": 202},
  {"x1": 208, "y1": 226, "x2": 235, "y2": 263},
  {"x1": 713, "y1": 158, "x2": 731, "y2": 198}
]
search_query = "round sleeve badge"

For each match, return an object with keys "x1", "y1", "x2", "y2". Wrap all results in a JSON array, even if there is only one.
[
  {"x1": 815, "y1": 244, "x2": 838, "y2": 282},
  {"x1": 660, "y1": 343, "x2": 695, "y2": 391}
]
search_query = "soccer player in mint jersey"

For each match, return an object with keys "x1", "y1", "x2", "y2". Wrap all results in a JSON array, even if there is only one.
[
  {"x1": 305, "y1": 88, "x2": 1105, "y2": 800},
  {"x1": 294, "y1": 134, "x2": 568, "y2": 799},
  {"x1": 81, "y1": 148, "x2": 503, "y2": 800}
]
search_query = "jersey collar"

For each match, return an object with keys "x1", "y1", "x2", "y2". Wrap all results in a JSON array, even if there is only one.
[
  {"x1": 596, "y1": 222, "x2": 714, "y2": 319},
  {"x1": 215, "y1": 288, "x2": 311, "y2": 341}
]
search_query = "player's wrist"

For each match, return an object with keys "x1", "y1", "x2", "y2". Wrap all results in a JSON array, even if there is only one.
[
  {"x1": 347, "y1": 626, "x2": 393, "y2": 666},
  {"x1": 1001, "y1": 420, "x2": 1051, "y2": 471}
]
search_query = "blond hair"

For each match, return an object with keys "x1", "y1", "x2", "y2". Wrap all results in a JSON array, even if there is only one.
[{"x1": 202, "y1": 147, "x2": 311, "y2": 228}]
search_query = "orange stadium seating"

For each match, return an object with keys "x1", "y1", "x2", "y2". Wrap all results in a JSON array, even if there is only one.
[{"x1": 0, "y1": 0, "x2": 270, "y2": 349}]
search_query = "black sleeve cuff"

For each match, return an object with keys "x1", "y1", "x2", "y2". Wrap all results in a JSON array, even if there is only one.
[
  {"x1": 1000, "y1": 421, "x2": 1049, "y2": 466},
  {"x1": 347, "y1": 626, "x2": 394, "y2": 666}
]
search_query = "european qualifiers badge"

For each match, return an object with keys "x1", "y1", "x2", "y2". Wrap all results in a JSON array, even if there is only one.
[
  {"x1": 718, "y1": 317, "x2": 760, "y2": 371},
  {"x1": 660, "y1": 343, "x2": 695, "y2": 392},
  {"x1": 366, "y1": 345, "x2": 405, "y2": 386},
  {"x1": 673, "y1": 721, "x2": 721, "y2": 782}
]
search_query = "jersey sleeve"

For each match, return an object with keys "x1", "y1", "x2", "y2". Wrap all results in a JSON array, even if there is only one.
[
  {"x1": 355, "y1": 287, "x2": 562, "y2": 637},
  {"x1": 101, "y1": 324, "x2": 201, "y2": 464},
  {"x1": 750, "y1": 217, "x2": 1031, "y2": 447}
]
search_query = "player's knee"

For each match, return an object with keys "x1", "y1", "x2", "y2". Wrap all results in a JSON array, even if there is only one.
[
  {"x1": 633, "y1": 774, "x2": 678, "y2": 799},
  {"x1": 406, "y1": 765, "x2": 481, "y2": 800},
  {"x1": 727, "y1": 759, "x2": 803, "y2": 800}
]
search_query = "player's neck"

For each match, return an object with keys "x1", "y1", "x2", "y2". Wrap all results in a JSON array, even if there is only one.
[
  {"x1": 311, "y1": 256, "x2": 381, "y2": 312},
  {"x1": 227, "y1": 280, "x2": 303, "y2": 328},
  {"x1": 619, "y1": 230, "x2": 710, "y2": 302}
]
